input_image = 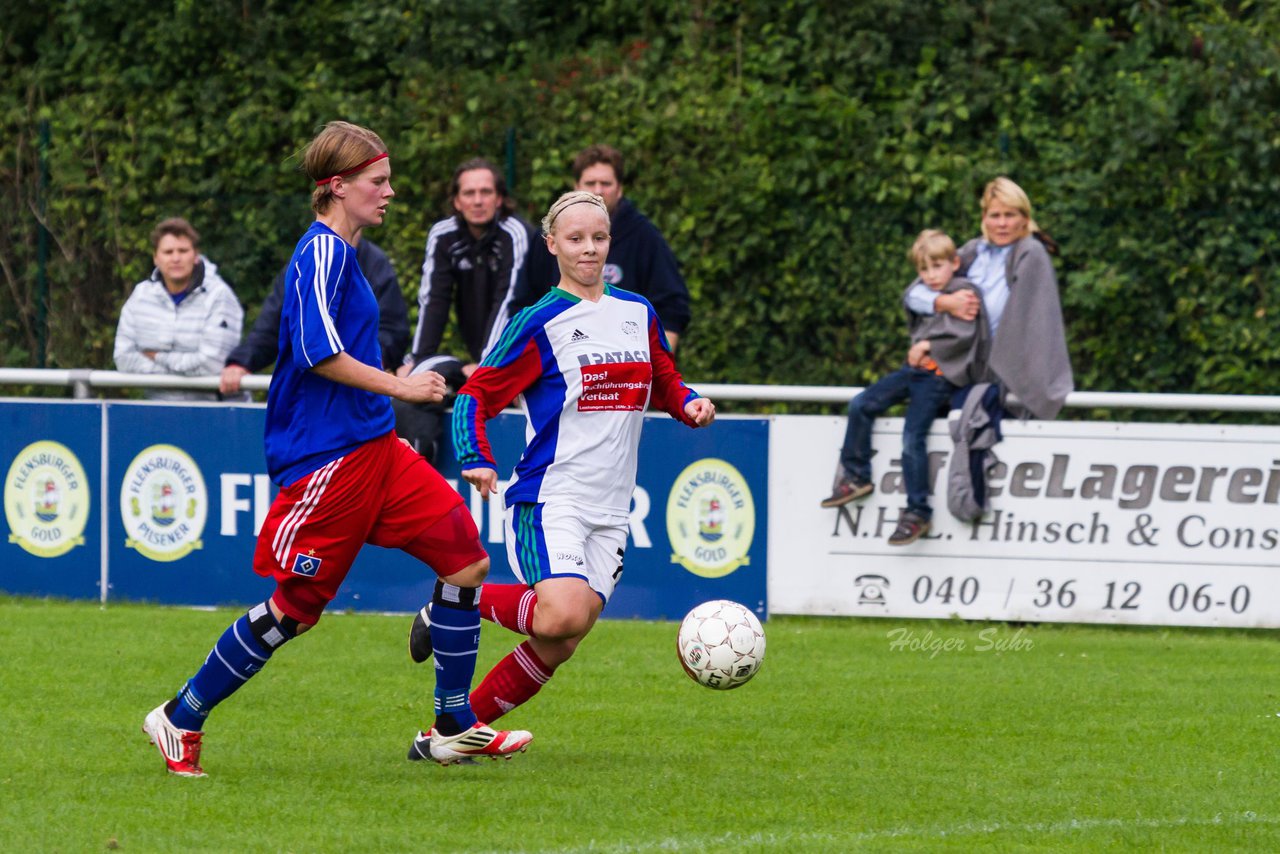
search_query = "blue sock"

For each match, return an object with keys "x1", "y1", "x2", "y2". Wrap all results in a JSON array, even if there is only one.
[
  {"x1": 430, "y1": 582, "x2": 480, "y2": 734},
  {"x1": 167, "y1": 601, "x2": 294, "y2": 731}
]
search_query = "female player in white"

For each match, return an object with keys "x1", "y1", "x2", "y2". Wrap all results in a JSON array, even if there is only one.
[{"x1": 410, "y1": 190, "x2": 714, "y2": 728}]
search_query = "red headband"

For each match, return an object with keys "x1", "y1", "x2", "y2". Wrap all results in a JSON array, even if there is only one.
[{"x1": 315, "y1": 152, "x2": 388, "y2": 186}]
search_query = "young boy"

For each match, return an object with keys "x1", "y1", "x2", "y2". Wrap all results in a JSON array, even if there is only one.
[{"x1": 820, "y1": 229, "x2": 987, "y2": 545}]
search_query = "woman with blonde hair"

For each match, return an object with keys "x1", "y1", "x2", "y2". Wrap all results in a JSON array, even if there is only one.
[
  {"x1": 408, "y1": 190, "x2": 715, "y2": 741},
  {"x1": 907, "y1": 176, "x2": 1072, "y2": 418},
  {"x1": 143, "y1": 121, "x2": 532, "y2": 776}
]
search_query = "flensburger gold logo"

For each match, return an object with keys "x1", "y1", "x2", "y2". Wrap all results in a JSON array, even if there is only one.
[
  {"x1": 667, "y1": 458, "x2": 754, "y2": 578},
  {"x1": 5, "y1": 440, "x2": 90, "y2": 558},
  {"x1": 121, "y1": 444, "x2": 207, "y2": 562}
]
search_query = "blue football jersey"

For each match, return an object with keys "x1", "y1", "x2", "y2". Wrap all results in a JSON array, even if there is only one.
[{"x1": 264, "y1": 222, "x2": 395, "y2": 486}]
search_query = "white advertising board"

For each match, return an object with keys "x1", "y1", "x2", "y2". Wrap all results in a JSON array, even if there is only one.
[{"x1": 769, "y1": 415, "x2": 1280, "y2": 627}]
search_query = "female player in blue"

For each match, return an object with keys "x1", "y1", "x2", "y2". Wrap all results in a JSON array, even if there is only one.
[
  {"x1": 410, "y1": 190, "x2": 714, "y2": 732},
  {"x1": 143, "y1": 121, "x2": 531, "y2": 776}
]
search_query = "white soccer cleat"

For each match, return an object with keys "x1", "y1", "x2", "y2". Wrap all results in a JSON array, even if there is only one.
[
  {"x1": 408, "y1": 728, "x2": 473, "y2": 764},
  {"x1": 426, "y1": 723, "x2": 532, "y2": 766},
  {"x1": 142, "y1": 703, "x2": 206, "y2": 777}
]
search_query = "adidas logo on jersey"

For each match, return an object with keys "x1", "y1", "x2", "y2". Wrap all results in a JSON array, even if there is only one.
[{"x1": 571, "y1": 329, "x2": 589, "y2": 342}]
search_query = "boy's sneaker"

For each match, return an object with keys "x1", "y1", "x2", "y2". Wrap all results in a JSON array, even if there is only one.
[
  {"x1": 888, "y1": 510, "x2": 930, "y2": 546},
  {"x1": 408, "y1": 604, "x2": 432, "y2": 663},
  {"x1": 820, "y1": 477, "x2": 873, "y2": 508},
  {"x1": 419, "y1": 723, "x2": 533, "y2": 766},
  {"x1": 142, "y1": 703, "x2": 206, "y2": 777}
]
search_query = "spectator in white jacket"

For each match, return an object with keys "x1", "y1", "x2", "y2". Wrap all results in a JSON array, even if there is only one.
[{"x1": 113, "y1": 218, "x2": 244, "y2": 400}]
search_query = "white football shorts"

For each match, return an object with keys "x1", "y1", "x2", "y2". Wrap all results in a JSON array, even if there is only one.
[{"x1": 504, "y1": 501, "x2": 628, "y2": 603}]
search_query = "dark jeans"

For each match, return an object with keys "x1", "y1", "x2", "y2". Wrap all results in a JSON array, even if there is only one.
[{"x1": 839, "y1": 365, "x2": 954, "y2": 519}]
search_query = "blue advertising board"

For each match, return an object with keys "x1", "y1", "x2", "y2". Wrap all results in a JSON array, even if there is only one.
[
  {"x1": 105, "y1": 402, "x2": 275, "y2": 607},
  {"x1": 1, "y1": 400, "x2": 768, "y2": 620},
  {"x1": 0, "y1": 400, "x2": 103, "y2": 600}
]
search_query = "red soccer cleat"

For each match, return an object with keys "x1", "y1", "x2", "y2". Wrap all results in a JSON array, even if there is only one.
[{"x1": 143, "y1": 704, "x2": 206, "y2": 777}]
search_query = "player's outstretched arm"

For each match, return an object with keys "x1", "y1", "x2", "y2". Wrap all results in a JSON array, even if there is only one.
[{"x1": 311, "y1": 352, "x2": 446, "y2": 404}]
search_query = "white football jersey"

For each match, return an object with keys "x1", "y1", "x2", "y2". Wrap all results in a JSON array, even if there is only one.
[{"x1": 453, "y1": 286, "x2": 698, "y2": 514}]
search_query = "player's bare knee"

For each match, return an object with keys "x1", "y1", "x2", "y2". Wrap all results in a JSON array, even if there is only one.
[
  {"x1": 444, "y1": 556, "x2": 489, "y2": 588},
  {"x1": 533, "y1": 607, "x2": 591, "y2": 641},
  {"x1": 533, "y1": 616, "x2": 576, "y2": 641}
]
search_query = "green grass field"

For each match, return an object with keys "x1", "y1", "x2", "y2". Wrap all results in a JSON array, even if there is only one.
[{"x1": 3, "y1": 596, "x2": 1279, "y2": 852}]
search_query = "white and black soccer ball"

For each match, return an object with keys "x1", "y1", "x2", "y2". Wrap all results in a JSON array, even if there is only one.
[{"x1": 676, "y1": 600, "x2": 765, "y2": 690}]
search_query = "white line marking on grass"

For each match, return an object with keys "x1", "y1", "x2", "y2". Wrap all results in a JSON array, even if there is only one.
[{"x1": 518, "y1": 811, "x2": 1275, "y2": 853}]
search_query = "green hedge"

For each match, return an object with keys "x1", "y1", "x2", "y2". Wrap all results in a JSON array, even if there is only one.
[{"x1": 2, "y1": 0, "x2": 1278, "y2": 411}]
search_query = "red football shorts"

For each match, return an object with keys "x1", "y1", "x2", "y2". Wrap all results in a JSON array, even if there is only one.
[{"x1": 253, "y1": 432, "x2": 487, "y2": 623}]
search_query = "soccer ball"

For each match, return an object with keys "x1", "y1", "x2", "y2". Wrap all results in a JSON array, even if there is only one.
[{"x1": 676, "y1": 600, "x2": 766, "y2": 689}]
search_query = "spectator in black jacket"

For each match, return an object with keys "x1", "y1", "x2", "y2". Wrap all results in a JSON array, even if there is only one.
[
  {"x1": 514, "y1": 144, "x2": 691, "y2": 351},
  {"x1": 218, "y1": 238, "x2": 408, "y2": 396},
  {"x1": 395, "y1": 158, "x2": 535, "y2": 465}
]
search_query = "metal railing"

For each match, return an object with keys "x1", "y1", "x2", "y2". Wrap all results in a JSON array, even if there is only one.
[
  {"x1": 0, "y1": 369, "x2": 272, "y2": 397},
  {"x1": 1, "y1": 368, "x2": 1279, "y2": 412}
]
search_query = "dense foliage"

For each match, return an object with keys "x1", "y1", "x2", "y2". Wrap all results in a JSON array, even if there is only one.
[{"x1": 2, "y1": 0, "x2": 1277, "y2": 409}]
